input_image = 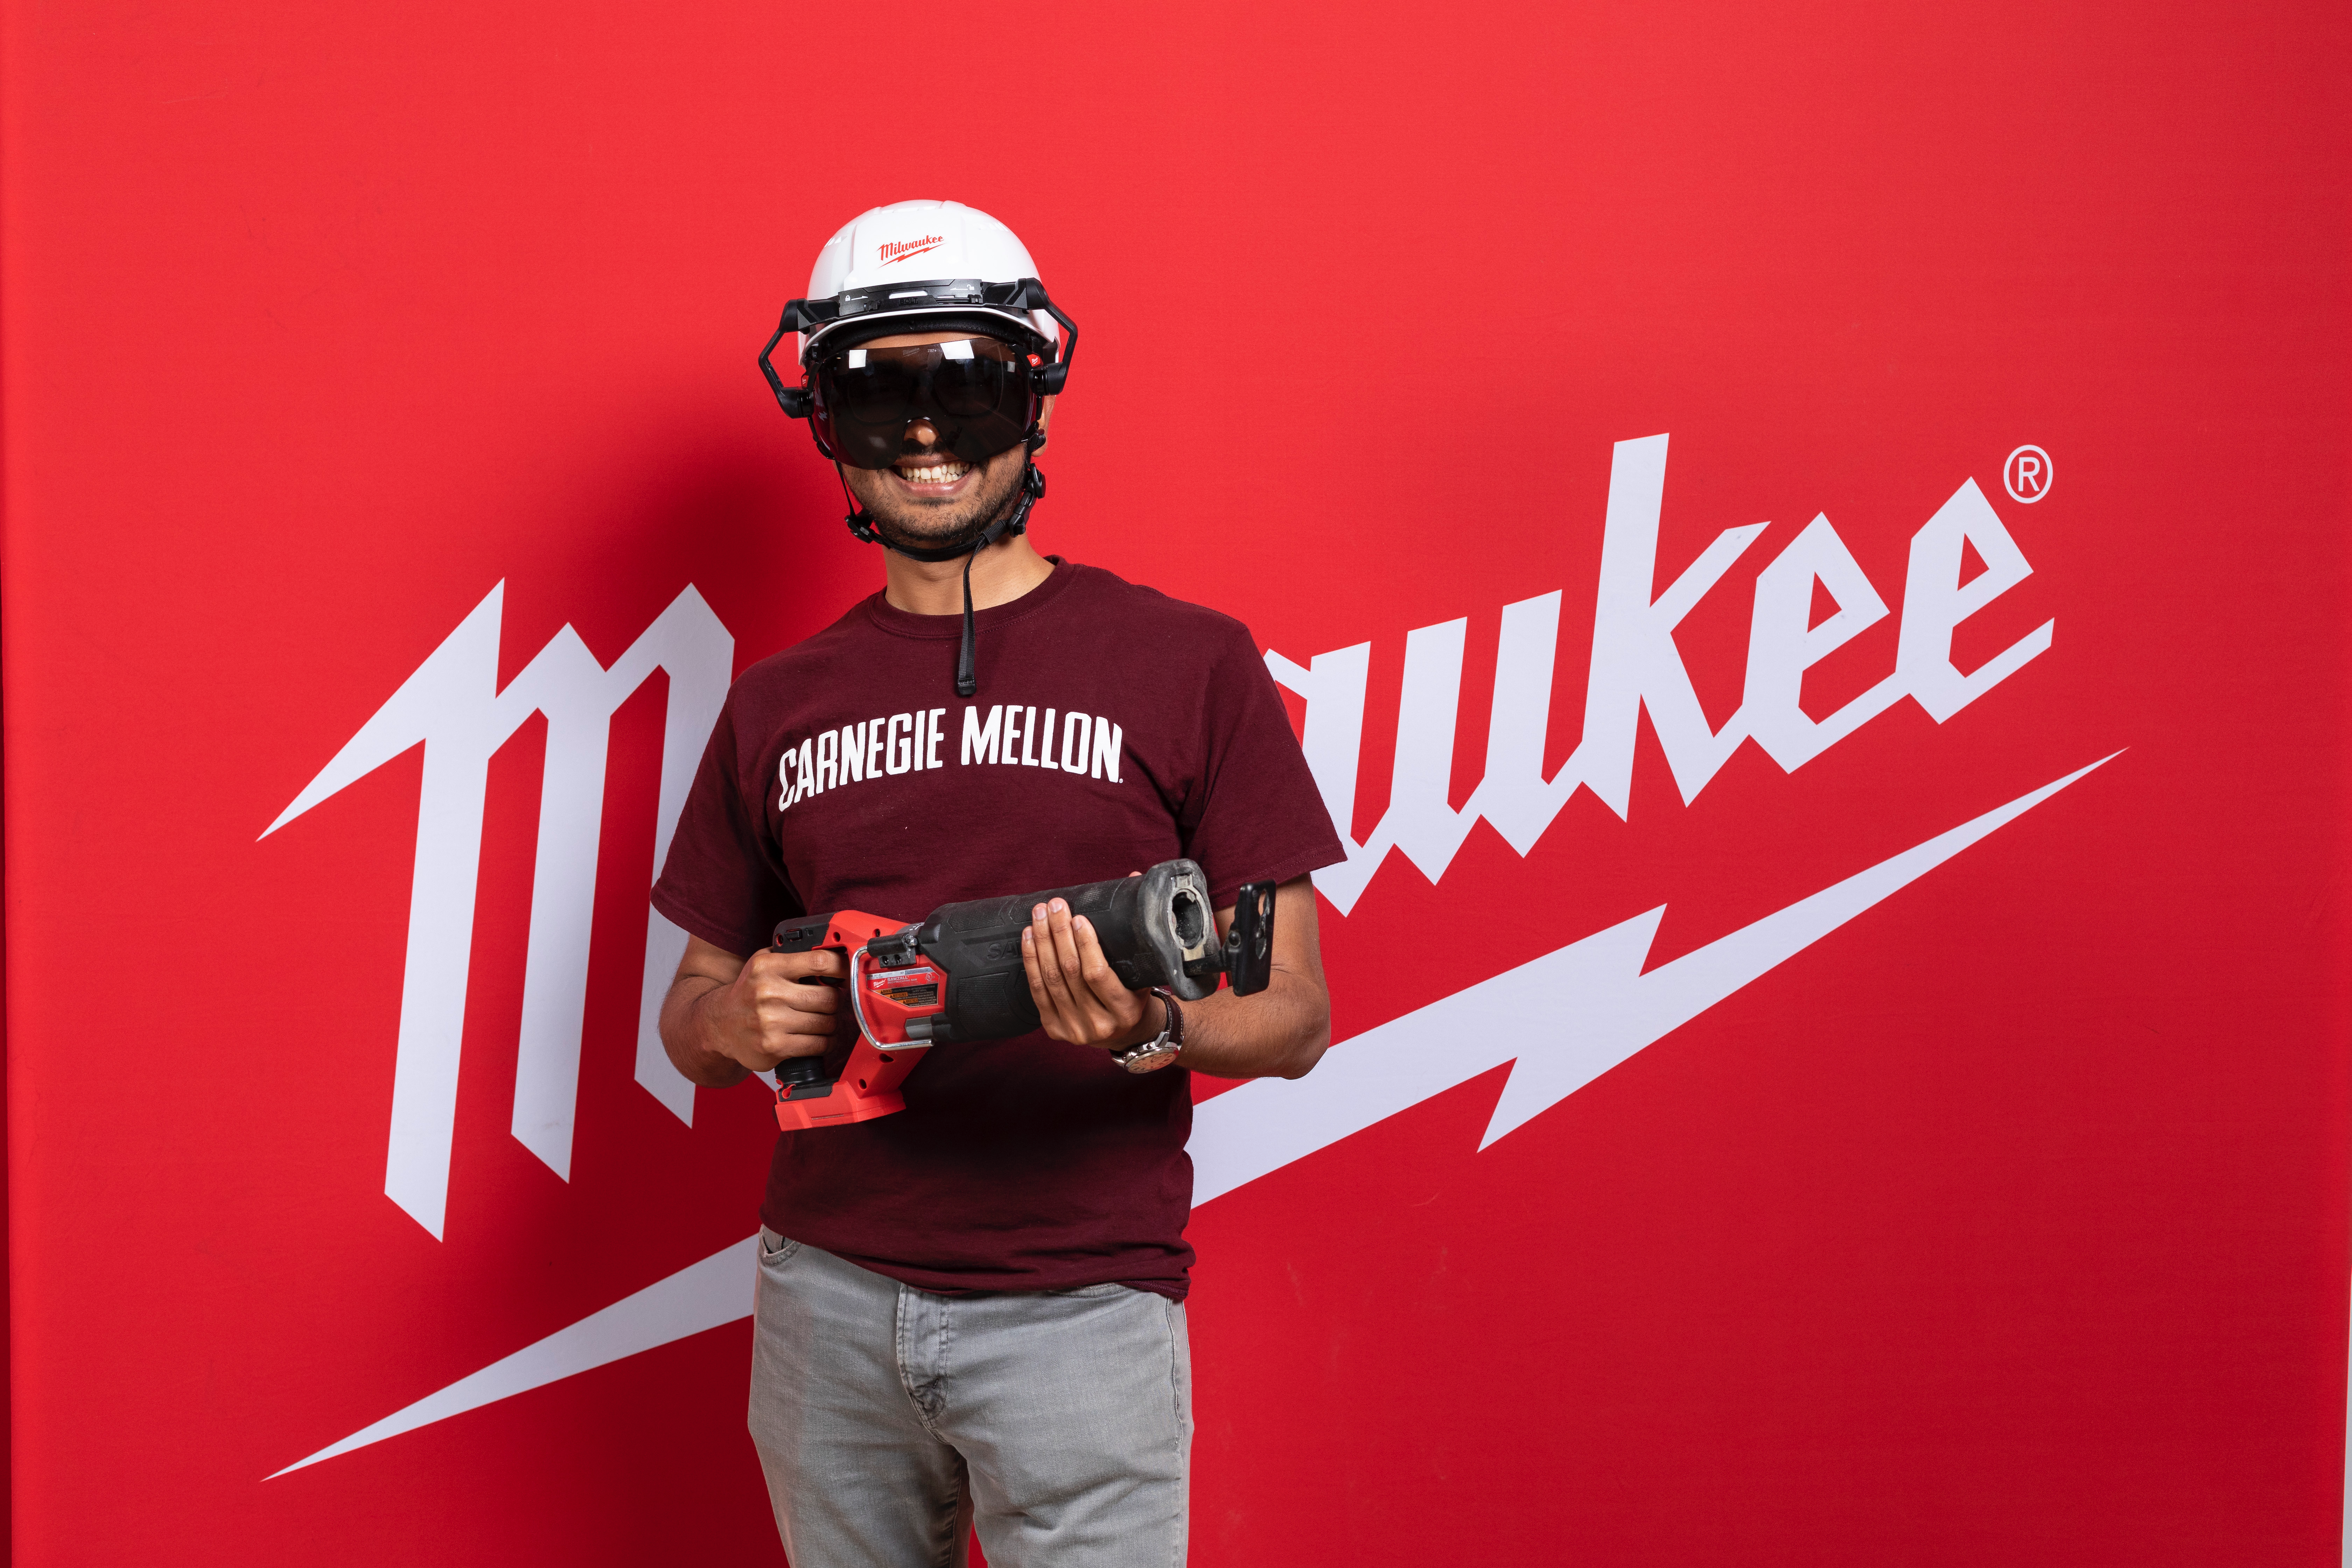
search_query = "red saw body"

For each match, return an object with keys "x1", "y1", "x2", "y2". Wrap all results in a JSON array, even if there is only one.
[{"x1": 769, "y1": 909, "x2": 944, "y2": 1131}]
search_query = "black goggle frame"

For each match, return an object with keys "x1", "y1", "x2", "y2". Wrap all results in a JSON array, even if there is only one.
[
  {"x1": 758, "y1": 276, "x2": 1078, "y2": 435},
  {"x1": 808, "y1": 336, "x2": 1044, "y2": 472}
]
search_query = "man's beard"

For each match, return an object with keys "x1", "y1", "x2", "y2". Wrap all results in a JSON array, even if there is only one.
[{"x1": 861, "y1": 452, "x2": 1027, "y2": 558}]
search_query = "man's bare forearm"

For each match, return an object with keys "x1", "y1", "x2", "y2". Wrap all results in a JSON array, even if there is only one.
[
  {"x1": 660, "y1": 974, "x2": 754, "y2": 1087},
  {"x1": 1163, "y1": 958, "x2": 1330, "y2": 1079},
  {"x1": 1157, "y1": 875, "x2": 1331, "y2": 1079}
]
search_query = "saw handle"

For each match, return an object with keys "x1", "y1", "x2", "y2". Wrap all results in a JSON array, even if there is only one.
[{"x1": 764, "y1": 918, "x2": 854, "y2": 1093}]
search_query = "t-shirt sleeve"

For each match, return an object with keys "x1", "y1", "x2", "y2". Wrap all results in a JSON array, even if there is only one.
[
  {"x1": 650, "y1": 691, "x2": 804, "y2": 957},
  {"x1": 1179, "y1": 620, "x2": 1348, "y2": 909}
]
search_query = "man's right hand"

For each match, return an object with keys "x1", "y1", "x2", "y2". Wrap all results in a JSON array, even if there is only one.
[
  {"x1": 703, "y1": 947, "x2": 848, "y2": 1073},
  {"x1": 659, "y1": 935, "x2": 848, "y2": 1087}
]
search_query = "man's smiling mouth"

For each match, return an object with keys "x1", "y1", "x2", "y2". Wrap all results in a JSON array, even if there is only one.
[{"x1": 895, "y1": 460, "x2": 972, "y2": 490}]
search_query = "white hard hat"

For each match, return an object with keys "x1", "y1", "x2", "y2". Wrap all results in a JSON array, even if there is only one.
[{"x1": 794, "y1": 200, "x2": 1062, "y2": 365}]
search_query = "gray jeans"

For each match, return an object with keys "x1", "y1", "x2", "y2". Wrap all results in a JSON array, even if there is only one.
[{"x1": 749, "y1": 1229, "x2": 1192, "y2": 1568}]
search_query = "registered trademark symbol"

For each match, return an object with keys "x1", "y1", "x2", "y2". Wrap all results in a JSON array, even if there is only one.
[{"x1": 2004, "y1": 444, "x2": 2053, "y2": 504}]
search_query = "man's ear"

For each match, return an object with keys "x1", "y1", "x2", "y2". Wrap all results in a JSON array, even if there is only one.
[{"x1": 1032, "y1": 394, "x2": 1056, "y2": 455}]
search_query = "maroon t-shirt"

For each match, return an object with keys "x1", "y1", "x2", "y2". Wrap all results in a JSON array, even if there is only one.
[{"x1": 651, "y1": 559, "x2": 1343, "y2": 1299}]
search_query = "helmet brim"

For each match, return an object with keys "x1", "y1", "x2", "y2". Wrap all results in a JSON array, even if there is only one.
[{"x1": 804, "y1": 307, "x2": 1049, "y2": 364}]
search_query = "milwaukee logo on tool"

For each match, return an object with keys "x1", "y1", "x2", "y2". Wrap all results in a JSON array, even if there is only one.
[{"x1": 878, "y1": 236, "x2": 944, "y2": 265}]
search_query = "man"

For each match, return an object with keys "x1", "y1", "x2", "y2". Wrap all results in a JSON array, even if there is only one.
[{"x1": 651, "y1": 199, "x2": 1342, "y2": 1568}]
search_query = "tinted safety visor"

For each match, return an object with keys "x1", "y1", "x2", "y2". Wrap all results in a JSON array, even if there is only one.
[{"x1": 812, "y1": 337, "x2": 1040, "y2": 471}]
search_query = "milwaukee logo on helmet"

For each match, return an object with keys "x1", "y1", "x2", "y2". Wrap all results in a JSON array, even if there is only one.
[{"x1": 878, "y1": 235, "x2": 944, "y2": 266}]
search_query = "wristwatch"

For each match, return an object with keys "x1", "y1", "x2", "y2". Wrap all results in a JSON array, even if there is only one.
[{"x1": 1110, "y1": 987, "x2": 1185, "y2": 1073}]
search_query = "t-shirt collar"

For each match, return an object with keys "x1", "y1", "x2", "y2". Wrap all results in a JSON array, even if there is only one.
[{"x1": 861, "y1": 555, "x2": 1078, "y2": 640}]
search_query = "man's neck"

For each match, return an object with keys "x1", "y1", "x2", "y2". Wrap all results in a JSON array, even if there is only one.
[{"x1": 882, "y1": 534, "x2": 1056, "y2": 616}]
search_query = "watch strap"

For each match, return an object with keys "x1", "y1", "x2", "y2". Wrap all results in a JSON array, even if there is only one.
[
  {"x1": 1148, "y1": 986, "x2": 1185, "y2": 1048},
  {"x1": 1111, "y1": 988, "x2": 1184, "y2": 1071}
]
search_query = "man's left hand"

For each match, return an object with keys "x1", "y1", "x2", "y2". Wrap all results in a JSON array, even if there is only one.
[{"x1": 1022, "y1": 896, "x2": 1156, "y2": 1050}]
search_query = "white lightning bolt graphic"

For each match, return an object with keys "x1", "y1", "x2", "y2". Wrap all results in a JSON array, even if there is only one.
[
  {"x1": 268, "y1": 752, "x2": 2119, "y2": 1479},
  {"x1": 1195, "y1": 750, "x2": 2119, "y2": 1197},
  {"x1": 267, "y1": 1238, "x2": 758, "y2": 1479}
]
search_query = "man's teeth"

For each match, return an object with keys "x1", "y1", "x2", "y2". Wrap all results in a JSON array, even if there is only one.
[{"x1": 898, "y1": 462, "x2": 969, "y2": 484}]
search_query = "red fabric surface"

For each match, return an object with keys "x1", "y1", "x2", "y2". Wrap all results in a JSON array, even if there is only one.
[{"x1": 4, "y1": 0, "x2": 2347, "y2": 1562}]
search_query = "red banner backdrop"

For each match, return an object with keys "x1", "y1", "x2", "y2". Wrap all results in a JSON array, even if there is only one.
[{"x1": 7, "y1": 1, "x2": 2348, "y2": 1562}]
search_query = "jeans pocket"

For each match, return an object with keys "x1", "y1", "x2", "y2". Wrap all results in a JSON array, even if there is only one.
[{"x1": 758, "y1": 1229, "x2": 803, "y2": 1267}]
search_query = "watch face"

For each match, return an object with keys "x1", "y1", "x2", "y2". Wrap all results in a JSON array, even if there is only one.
[{"x1": 1119, "y1": 1043, "x2": 1181, "y2": 1074}]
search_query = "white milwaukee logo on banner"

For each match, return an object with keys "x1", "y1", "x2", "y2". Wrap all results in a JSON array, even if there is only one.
[
  {"x1": 265, "y1": 430, "x2": 2098, "y2": 1476},
  {"x1": 265, "y1": 432, "x2": 2052, "y2": 1245},
  {"x1": 1271, "y1": 434, "x2": 2050, "y2": 913}
]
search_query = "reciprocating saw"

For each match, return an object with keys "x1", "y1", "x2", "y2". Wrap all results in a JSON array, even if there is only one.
[{"x1": 766, "y1": 859, "x2": 1275, "y2": 1131}]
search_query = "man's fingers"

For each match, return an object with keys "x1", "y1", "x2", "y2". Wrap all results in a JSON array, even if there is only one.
[
  {"x1": 1050, "y1": 901, "x2": 1125, "y2": 1030},
  {"x1": 754, "y1": 947, "x2": 847, "y2": 982},
  {"x1": 1031, "y1": 902, "x2": 1082, "y2": 1012},
  {"x1": 727, "y1": 1014, "x2": 826, "y2": 1072},
  {"x1": 1030, "y1": 901, "x2": 1105, "y2": 1043},
  {"x1": 1019, "y1": 921, "x2": 1064, "y2": 1032},
  {"x1": 1019, "y1": 918, "x2": 1045, "y2": 992},
  {"x1": 1019, "y1": 908, "x2": 1050, "y2": 992},
  {"x1": 754, "y1": 1000, "x2": 833, "y2": 1064},
  {"x1": 699, "y1": 946, "x2": 849, "y2": 1074},
  {"x1": 753, "y1": 986, "x2": 837, "y2": 1033},
  {"x1": 743, "y1": 964, "x2": 841, "y2": 1060},
  {"x1": 1017, "y1": 899, "x2": 1154, "y2": 1046},
  {"x1": 1047, "y1": 900, "x2": 1090, "y2": 989},
  {"x1": 1074, "y1": 916, "x2": 1151, "y2": 1044},
  {"x1": 759, "y1": 971, "x2": 838, "y2": 1006},
  {"x1": 760, "y1": 1006, "x2": 835, "y2": 1041},
  {"x1": 1068, "y1": 916, "x2": 1124, "y2": 1010}
]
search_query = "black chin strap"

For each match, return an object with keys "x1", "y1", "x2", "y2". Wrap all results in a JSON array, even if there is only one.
[{"x1": 835, "y1": 454, "x2": 1047, "y2": 698}]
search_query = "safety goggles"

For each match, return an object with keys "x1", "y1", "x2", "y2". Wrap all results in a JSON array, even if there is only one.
[{"x1": 810, "y1": 336, "x2": 1042, "y2": 471}]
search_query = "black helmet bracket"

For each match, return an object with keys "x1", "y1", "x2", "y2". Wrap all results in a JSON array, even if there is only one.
[{"x1": 760, "y1": 277, "x2": 1078, "y2": 408}]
